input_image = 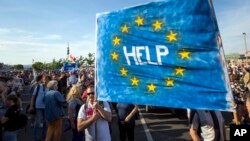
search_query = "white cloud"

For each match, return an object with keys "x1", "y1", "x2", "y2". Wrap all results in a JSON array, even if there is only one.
[
  {"x1": 0, "y1": 33, "x2": 95, "y2": 65},
  {"x1": 0, "y1": 27, "x2": 62, "y2": 41}
]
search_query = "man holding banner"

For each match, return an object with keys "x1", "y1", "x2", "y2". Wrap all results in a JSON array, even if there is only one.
[{"x1": 77, "y1": 85, "x2": 112, "y2": 141}]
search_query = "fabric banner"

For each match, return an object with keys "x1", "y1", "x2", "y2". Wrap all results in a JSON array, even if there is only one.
[{"x1": 96, "y1": 0, "x2": 233, "y2": 111}]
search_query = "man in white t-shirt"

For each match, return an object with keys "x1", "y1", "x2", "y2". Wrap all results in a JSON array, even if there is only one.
[{"x1": 77, "y1": 85, "x2": 112, "y2": 141}]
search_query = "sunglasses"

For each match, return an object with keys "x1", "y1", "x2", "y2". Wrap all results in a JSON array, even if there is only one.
[{"x1": 87, "y1": 92, "x2": 95, "y2": 95}]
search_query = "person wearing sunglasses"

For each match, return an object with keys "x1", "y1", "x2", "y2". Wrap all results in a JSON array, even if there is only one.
[{"x1": 77, "y1": 85, "x2": 112, "y2": 141}]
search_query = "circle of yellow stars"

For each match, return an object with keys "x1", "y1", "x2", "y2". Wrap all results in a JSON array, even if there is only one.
[{"x1": 110, "y1": 16, "x2": 191, "y2": 93}]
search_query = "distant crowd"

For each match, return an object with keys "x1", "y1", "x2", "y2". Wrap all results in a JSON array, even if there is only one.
[
  {"x1": 0, "y1": 68, "x2": 138, "y2": 141},
  {"x1": 228, "y1": 63, "x2": 250, "y2": 125}
]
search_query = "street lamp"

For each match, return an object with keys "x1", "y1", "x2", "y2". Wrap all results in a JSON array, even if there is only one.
[{"x1": 243, "y1": 33, "x2": 248, "y2": 64}]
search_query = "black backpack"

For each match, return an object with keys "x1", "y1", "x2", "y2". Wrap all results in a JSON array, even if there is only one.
[
  {"x1": 16, "y1": 114, "x2": 28, "y2": 129},
  {"x1": 5, "y1": 113, "x2": 28, "y2": 131}
]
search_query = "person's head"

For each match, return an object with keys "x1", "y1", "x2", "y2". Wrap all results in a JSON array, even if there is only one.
[
  {"x1": 6, "y1": 95, "x2": 20, "y2": 108},
  {"x1": 50, "y1": 72, "x2": 55, "y2": 80},
  {"x1": 36, "y1": 74, "x2": 43, "y2": 83},
  {"x1": 43, "y1": 75, "x2": 52, "y2": 86},
  {"x1": 47, "y1": 80, "x2": 58, "y2": 90},
  {"x1": 66, "y1": 85, "x2": 82, "y2": 102},
  {"x1": 86, "y1": 85, "x2": 95, "y2": 103}
]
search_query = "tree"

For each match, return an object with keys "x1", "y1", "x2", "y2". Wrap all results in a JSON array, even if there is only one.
[
  {"x1": 50, "y1": 58, "x2": 63, "y2": 70},
  {"x1": 13, "y1": 64, "x2": 24, "y2": 70},
  {"x1": 0, "y1": 63, "x2": 3, "y2": 69},
  {"x1": 76, "y1": 56, "x2": 85, "y2": 66},
  {"x1": 32, "y1": 62, "x2": 44, "y2": 72},
  {"x1": 85, "y1": 53, "x2": 95, "y2": 66},
  {"x1": 56, "y1": 59, "x2": 64, "y2": 69}
]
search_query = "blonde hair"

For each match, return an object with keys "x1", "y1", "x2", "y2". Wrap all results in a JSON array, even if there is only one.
[
  {"x1": 47, "y1": 80, "x2": 58, "y2": 90},
  {"x1": 66, "y1": 85, "x2": 82, "y2": 102}
]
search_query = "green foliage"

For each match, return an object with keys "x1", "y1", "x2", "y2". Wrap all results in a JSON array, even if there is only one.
[
  {"x1": 75, "y1": 53, "x2": 95, "y2": 66},
  {"x1": 85, "y1": 53, "x2": 95, "y2": 66},
  {"x1": 0, "y1": 63, "x2": 3, "y2": 69},
  {"x1": 13, "y1": 64, "x2": 24, "y2": 70},
  {"x1": 225, "y1": 53, "x2": 240, "y2": 60},
  {"x1": 32, "y1": 62, "x2": 44, "y2": 71},
  {"x1": 76, "y1": 56, "x2": 85, "y2": 66},
  {"x1": 31, "y1": 52, "x2": 95, "y2": 71}
]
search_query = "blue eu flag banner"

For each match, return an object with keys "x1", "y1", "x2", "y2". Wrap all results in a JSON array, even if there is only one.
[{"x1": 96, "y1": 0, "x2": 233, "y2": 111}]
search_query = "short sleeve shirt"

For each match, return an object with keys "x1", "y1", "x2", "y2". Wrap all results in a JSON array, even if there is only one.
[
  {"x1": 78, "y1": 101, "x2": 111, "y2": 141},
  {"x1": 188, "y1": 110, "x2": 225, "y2": 141},
  {"x1": 33, "y1": 84, "x2": 48, "y2": 109}
]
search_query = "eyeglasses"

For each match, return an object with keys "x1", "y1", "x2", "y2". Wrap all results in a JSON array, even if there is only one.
[{"x1": 87, "y1": 92, "x2": 95, "y2": 95}]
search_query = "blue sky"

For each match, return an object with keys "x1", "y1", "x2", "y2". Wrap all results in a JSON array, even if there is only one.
[{"x1": 0, "y1": 0, "x2": 249, "y2": 65}]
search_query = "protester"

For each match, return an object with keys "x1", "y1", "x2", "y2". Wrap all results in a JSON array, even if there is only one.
[
  {"x1": 58, "y1": 72, "x2": 68, "y2": 95},
  {"x1": 28, "y1": 74, "x2": 47, "y2": 141},
  {"x1": 11, "y1": 78, "x2": 23, "y2": 96},
  {"x1": 1, "y1": 95, "x2": 21, "y2": 141},
  {"x1": 77, "y1": 85, "x2": 112, "y2": 141},
  {"x1": 243, "y1": 67, "x2": 250, "y2": 123},
  {"x1": 77, "y1": 72, "x2": 87, "y2": 90},
  {"x1": 67, "y1": 85, "x2": 84, "y2": 141},
  {"x1": 116, "y1": 103, "x2": 138, "y2": 141},
  {"x1": 0, "y1": 78, "x2": 7, "y2": 106},
  {"x1": 188, "y1": 109, "x2": 225, "y2": 141},
  {"x1": 45, "y1": 80, "x2": 66, "y2": 141},
  {"x1": 0, "y1": 77, "x2": 8, "y2": 140},
  {"x1": 68, "y1": 71, "x2": 77, "y2": 88}
]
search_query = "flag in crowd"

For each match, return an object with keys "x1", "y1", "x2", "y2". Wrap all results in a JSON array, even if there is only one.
[
  {"x1": 96, "y1": 0, "x2": 233, "y2": 111},
  {"x1": 66, "y1": 54, "x2": 76, "y2": 63}
]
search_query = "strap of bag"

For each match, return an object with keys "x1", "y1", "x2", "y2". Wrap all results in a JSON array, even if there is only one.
[{"x1": 34, "y1": 84, "x2": 40, "y2": 104}]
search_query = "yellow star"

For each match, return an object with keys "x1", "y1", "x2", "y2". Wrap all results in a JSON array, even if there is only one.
[
  {"x1": 113, "y1": 36, "x2": 121, "y2": 46},
  {"x1": 179, "y1": 51, "x2": 190, "y2": 59},
  {"x1": 111, "y1": 52, "x2": 118, "y2": 60},
  {"x1": 131, "y1": 76, "x2": 139, "y2": 86},
  {"x1": 175, "y1": 68, "x2": 185, "y2": 76},
  {"x1": 152, "y1": 20, "x2": 163, "y2": 30},
  {"x1": 147, "y1": 83, "x2": 156, "y2": 92},
  {"x1": 166, "y1": 31, "x2": 177, "y2": 42},
  {"x1": 166, "y1": 78, "x2": 174, "y2": 87},
  {"x1": 121, "y1": 24, "x2": 129, "y2": 33},
  {"x1": 135, "y1": 17, "x2": 144, "y2": 26},
  {"x1": 120, "y1": 67, "x2": 128, "y2": 76}
]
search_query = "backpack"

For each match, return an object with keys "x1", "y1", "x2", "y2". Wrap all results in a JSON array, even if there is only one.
[{"x1": 15, "y1": 114, "x2": 28, "y2": 129}]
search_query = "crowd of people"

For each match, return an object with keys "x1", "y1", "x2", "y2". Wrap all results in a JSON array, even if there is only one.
[
  {"x1": 0, "y1": 68, "x2": 138, "y2": 141},
  {"x1": 1, "y1": 62, "x2": 250, "y2": 141},
  {"x1": 228, "y1": 63, "x2": 250, "y2": 125}
]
